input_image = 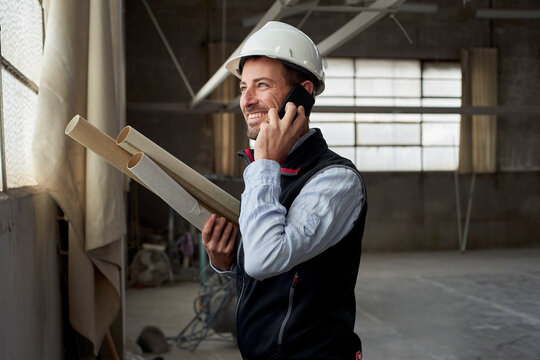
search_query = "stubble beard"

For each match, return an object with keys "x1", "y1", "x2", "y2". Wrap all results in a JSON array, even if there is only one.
[
  {"x1": 247, "y1": 126, "x2": 259, "y2": 141},
  {"x1": 244, "y1": 105, "x2": 268, "y2": 141}
]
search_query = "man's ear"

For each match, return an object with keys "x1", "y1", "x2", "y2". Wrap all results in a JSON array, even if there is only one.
[{"x1": 300, "y1": 80, "x2": 315, "y2": 96}]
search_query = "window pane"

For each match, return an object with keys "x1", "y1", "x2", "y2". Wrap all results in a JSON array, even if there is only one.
[
  {"x1": 310, "y1": 112, "x2": 355, "y2": 122},
  {"x1": 312, "y1": 96, "x2": 354, "y2": 121},
  {"x1": 356, "y1": 59, "x2": 420, "y2": 78},
  {"x1": 356, "y1": 97, "x2": 395, "y2": 106},
  {"x1": 422, "y1": 123, "x2": 461, "y2": 146},
  {"x1": 422, "y1": 98, "x2": 461, "y2": 122},
  {"x1": 324, "y1": 77, "x2": 354, "y2": 97},
  {"x1": 0, "y1": 121, "x2": 2, "y2": 189},
  {"x1": 2, "y1": 69, "x2": 38, "y2": 188},
  {"x1": 315, "y1": 96, "x2": 354, "y2": 106},
  {"x1": 422, "y1": 113, "x2": 460, "y2": 123},
  {"x1": 313, "y1": 123, "x2": 355, "y2": 146},
  {"x1": 422, "y1": 98, "x2": 461, "y2": 107},
  {"x1": 423, "y1": 147, "x2": 459, "y2": 170},
  {"x1": 355, "y1": 97, "x2": 421, "y2": 123},
  {"x1": 356, "y1": 78, "x2": 420, "y2": 97},
  {"x1": 355, "y1": 113, "x2": 395, "y2": 123},
  {"x1": 329, "y1": 146, "x2": 355, "y2": 162},
  {"x1": 314, "y1": 58, "x2": 462, "y2": 172},
  {"x1": 323, "y1": 58, "x2": 354, "y2": 77},
  {"x1": 395, "y1": 98, "x2": 422, "y2": 106},
  {"x1": 0, "y1": 0, "x2": 43, "y2": 84},
  {"x1": 423, "y1": 79, "x2": 461, "y2": 97},
  {"x1": 357, "y1": 123, "x2": 420, "y2": 145},
  {"x1": 394, "y1": 98, "x2": 422, "y2": 122},
  {"x1": 355, "y1": 96, "x2": 422, "y2": 107},
  {"x1": 423, "y1": 62, "x2": 461, "y2": 79},
  {"x1": 356, "y1": 146, "x2": 421, "y2": 171}
]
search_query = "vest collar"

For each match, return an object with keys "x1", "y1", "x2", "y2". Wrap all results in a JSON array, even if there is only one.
[{"x1": 238, "y1": 128, "x2": 327, "y2": 176}]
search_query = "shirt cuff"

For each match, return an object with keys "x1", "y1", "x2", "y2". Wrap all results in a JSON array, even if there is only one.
[
  {"x1": 209, "y1": 261, "x2": 236, "y2": 278},
  {"x1": 243, "y1": 159, "x2": 281, "y2": 190}
]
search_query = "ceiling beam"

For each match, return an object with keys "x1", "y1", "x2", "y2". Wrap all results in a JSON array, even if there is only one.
[
  {"x1": 312, "y1": 105, "x2": 540, "y2": 115},
  {"x1": 226, "y1": 0, "x2": 406, "y2": 110},
  {"x1": 316, "y1": 0, "x2": 405, "y2": 55},
  {"x1": 242, "y1": 3, "x2": 437, "y2": 28},
  {"x1": 128, "y1": 102, "x2": 540, "y2": 116},
  {"x1": 287, "y1": 4, "x2": 431, "y2": 14},
  {"x1": 476, "y1": 9, "x2": 540, "y2": 19},
  {"x1": 189, "y1": 0, "x2": 298, "y2": 108},
  {"x1": 191, "y1": 0, "x2": 405, "y2": 109}
]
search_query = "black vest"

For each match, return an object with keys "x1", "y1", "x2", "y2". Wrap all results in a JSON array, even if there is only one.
[{"x1": 236, "y1": 129, "x2": 367, "y2": 360}]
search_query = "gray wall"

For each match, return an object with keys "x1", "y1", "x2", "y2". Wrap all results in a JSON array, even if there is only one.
[
  {"x1": 362, "y1": 172, "x2": 540, "y2": 251},
  {"x1": 126, "y1": 0, "x2": 540, "y2": 250},
  {"x1": 0, "y1": 191, "x2": 63, "y2": 359}
]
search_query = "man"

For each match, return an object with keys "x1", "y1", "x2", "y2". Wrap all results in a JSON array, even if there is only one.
[{"x1": 202, "y1": 21, "x2": 367, "y2": 360}]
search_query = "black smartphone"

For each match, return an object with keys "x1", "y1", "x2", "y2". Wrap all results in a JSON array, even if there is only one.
[{"x1": 277, "y1": 84, "x2": 315, "y2": 122}]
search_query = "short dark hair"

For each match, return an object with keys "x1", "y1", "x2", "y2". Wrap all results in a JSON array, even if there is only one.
[{"x1": 239, "y1": 56, "x2": 317, "y2": 95}]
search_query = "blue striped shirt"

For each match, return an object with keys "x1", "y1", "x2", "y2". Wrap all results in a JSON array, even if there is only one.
[{"x1": 212, "y1": 131, "x2": 365, "y2": 280}]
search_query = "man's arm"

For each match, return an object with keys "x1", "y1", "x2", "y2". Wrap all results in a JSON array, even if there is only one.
[{"x1": 240, "y1": 161, "x2": 365, "y2": 280}]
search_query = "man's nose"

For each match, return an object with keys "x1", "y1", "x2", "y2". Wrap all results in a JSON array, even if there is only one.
[{"x1": 240, "y1": 87, "x2": 257, "y2": 109}]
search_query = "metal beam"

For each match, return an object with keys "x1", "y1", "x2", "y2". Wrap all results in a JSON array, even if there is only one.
[
  {"x1": 190, "y1": 0, "x2": 298, "y2": 108},
  {"x1": 312, "y1": 105, "x2": 540, "y2": 115},
  {"x1": 128, "y1": 102, "x2": 540, "y2": 116},
  {"x1": 476, "y1": 9, "x2": 540, "y2": 19},
  {"x1": 141, "y1": 0, "x2": 195, "y2": 99},
  {"x1": 242, "y1": 3, "x2": 437, "y2": 28},
  {"x1": 224, "y1": 0, "x2": 405, "y2": 109},
  {"x1": 192, "y1": 0, "x2": 404, "y2": 109},
  {"x1": 317, "y1": 0, "x2": 406, "y2": 55},
  {"x1": 288, "y1": 5, "x2": 402, "y2": 14}
]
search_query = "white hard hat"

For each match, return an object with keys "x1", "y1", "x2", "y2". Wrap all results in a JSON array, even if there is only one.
[{"x1": 225, "y1": 21, "x2": 325, "y2": 95}]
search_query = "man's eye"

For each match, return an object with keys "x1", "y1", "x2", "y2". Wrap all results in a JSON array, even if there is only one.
[
  {"x1": 239, "y1": 87, "x2": 247, "y2": 92},
  {"x1": 258, "y1": 83, "x2": 267, "y2": 88}
]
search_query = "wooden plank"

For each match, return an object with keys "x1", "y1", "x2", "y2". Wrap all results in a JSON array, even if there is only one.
[{"x1": 471, "y1": 48, "x2": 498, "y2": 173}]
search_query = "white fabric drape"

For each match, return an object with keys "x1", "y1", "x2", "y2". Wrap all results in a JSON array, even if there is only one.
[{"x1": 32, "y1": 0, "x2": 126, "y2": 354}]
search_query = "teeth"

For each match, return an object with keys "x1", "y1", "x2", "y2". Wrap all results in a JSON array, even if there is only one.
[{"x1": 248, "y1": 113, "x2": 265, "y2": 119}]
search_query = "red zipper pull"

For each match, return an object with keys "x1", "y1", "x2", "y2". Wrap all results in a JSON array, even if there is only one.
[{"x1": 292, "y1": 272, "x2": 298, "y2": 288}]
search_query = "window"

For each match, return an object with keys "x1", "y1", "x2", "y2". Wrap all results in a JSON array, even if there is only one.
[
  {"x1": 311, "y1": 58, "x2": 462, "y2": 171},
  {"x1": 0, "y1": 0, "x2": 43, "y2": 190}
]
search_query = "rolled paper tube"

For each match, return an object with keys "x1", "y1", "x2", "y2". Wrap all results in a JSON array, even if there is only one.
[
  {"x1": 128, "y1": 152, "x2": 211, "y2": 231},
  {"x1": 117, "y1": 125, "x2": 239, "y2": 224},
  {"x1": 64, "y1": 115, "x2": 147, "y2": 188}
]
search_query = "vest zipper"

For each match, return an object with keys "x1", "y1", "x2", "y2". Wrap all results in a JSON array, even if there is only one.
[
  {"x1": 235, "y1": 245, "x2": 245, "y2": 340},
  {"x1": 278, "y1": 272, "x2": 298, "y2": 345}
]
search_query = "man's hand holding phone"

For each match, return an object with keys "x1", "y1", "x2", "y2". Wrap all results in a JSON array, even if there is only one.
[
  {"x1": 254, "y1": 101, "x2": 309, "y2": 163},
  {"x1": 254, "y1": 84, "x2": 314, "y2": 162}
]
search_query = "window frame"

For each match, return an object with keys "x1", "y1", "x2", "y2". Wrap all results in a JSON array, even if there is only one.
[
  {"x1": 0, "y1": 0, "x2": 44, "y2": 191},
  {"x1": 311, "y1": 57, "x2": 462, "y2": 172}
]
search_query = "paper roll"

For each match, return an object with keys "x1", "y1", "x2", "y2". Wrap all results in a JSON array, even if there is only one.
[
  {"x1": 65, "y1": 115, "x2": 145, "y2": 187},
  {"x1": 128, "y1": 152, "x2": 211, "y2": 231},
  {"x1": 117, "y1": 125, "x2": 239, "y2": 224}
]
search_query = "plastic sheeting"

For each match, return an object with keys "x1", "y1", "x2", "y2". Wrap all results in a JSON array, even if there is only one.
[
  {"x1": 1, "y1": 69, "x2": 38, "y2": 188},
  {"x1": 32, "y1": 0, "x2": 125, "y2": 355}
]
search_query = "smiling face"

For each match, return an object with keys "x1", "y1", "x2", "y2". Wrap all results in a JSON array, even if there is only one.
[{"x1": 239, "y1": 57, "x2": 292, "y2": 140}]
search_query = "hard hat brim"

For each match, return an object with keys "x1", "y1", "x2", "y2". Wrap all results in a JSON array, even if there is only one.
[{"x1": 225, "y1": 53, "x2": 325, "y2": 96}]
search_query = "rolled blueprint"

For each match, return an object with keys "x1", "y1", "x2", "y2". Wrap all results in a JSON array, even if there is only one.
[
  {"x1": 117, "y1": 125, "x2": 239, "y2": 224},
  {"x1": 64, "y1": 115, "x2": 145, "y2": 187},
  {"x1": 128, "y1": 152, "x2": 211, "y2": 231}
]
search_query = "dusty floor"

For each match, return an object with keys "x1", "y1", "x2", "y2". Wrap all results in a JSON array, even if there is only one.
[{"x1": 126, "y1": 248, "x2": 540, "y2": 359}]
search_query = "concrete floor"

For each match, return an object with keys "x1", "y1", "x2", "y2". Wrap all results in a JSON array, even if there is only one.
[{"x1": 126, "y1": 247, "x2": 540, "y2": 360}]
